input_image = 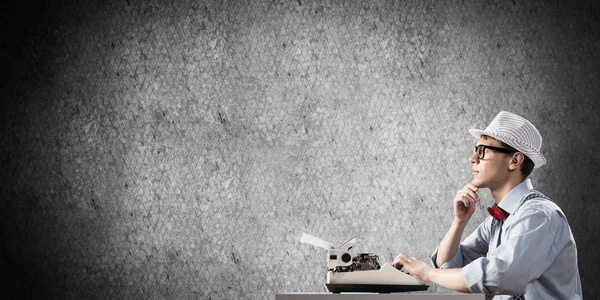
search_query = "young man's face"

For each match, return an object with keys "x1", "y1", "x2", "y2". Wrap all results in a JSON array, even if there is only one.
[{"x1": 470, "y1": 136, "x2": 513, "y2": 189}]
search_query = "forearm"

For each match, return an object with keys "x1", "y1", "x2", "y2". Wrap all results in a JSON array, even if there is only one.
[
  {"x1": 428, "y1": 268, "x2": 470, "y2": 293},
  {"x1": 436, "y1": 219, "x2": 468, "y2": 267}
]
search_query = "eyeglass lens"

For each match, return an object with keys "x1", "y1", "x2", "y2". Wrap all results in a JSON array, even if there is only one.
[{"x1": 476, "y1": 145, "x2": 484, "y2": 159}]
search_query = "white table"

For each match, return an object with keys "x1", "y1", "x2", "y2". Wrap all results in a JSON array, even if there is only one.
[{"x1": 276, "y1": 294, "x2": 485, "y2": 300}]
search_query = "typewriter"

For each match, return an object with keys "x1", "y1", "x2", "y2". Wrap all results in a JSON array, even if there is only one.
[{"x1": 300, "y1": 233, "x2": 428, "y2": 293}]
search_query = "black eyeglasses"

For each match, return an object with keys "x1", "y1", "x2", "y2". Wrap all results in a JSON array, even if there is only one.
[{"x1": 475, "y1": 144, "x2": 516, "y2": 159}]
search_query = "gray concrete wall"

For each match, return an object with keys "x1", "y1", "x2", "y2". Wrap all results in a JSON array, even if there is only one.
[{"x1": 1, "y1": 0, "x2": 598, "y2": 299}]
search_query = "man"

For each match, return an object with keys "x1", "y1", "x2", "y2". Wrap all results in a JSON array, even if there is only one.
[{"x1": 392, "y1": 111, "x2": 582, "y2": 299}]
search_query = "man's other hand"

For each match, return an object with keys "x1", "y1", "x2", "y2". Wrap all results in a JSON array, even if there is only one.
[
  {"x1": 391, "y1": 253, "x2": 404, "y2": 270},
  {"x1": 393, "y1": 253, "x2": 433, "y2": 283}
]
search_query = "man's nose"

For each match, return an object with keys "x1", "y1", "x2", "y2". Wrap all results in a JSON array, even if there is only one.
[{"x1": 469, "y1": 152, "x2": 479, "y2": 164}]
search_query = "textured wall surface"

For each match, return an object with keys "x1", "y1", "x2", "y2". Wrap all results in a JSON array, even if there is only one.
[{"x1": 1, "y1": 0, "x2": 599, "y2": 299}]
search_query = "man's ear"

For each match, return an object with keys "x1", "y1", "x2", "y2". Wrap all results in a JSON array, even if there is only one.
[{"x1": 509, "y1": 152, "x2": 524, "y2": 171}]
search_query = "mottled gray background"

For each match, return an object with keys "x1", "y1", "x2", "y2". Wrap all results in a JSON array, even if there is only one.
[{"x1": 1, "y1": 0, "x2": 599, "y2": 299}]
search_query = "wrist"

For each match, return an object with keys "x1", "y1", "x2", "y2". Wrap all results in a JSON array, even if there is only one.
[
  {"x1": 452, "y1": 218, "x2": 469, "y2": 228},
  {"x1": 424, "y1": 266, "x2": 437, "y2": 283}
]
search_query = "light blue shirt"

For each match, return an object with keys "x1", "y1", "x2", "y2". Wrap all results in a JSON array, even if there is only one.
[{"x1": 431, "y1": 179, "x2": 582, "y2": 299}]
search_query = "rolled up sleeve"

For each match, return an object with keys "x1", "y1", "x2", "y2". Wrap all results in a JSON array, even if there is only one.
[
  {"x1": 430, "y1": 244, "x2": 464, "y2": 268},
  {"x1": 462, "y1": 208, "x2": 557, "y2": 295}
]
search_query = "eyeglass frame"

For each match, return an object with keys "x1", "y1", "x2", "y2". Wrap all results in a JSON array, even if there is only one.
[{"x1": 475, "y1": 144, "x2": 517, "y2": 160}]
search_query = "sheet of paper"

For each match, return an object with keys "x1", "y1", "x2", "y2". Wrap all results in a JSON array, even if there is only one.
[
  {"x1": 339, "y1": 236, "x2": 361, "y2": 249},
  {"x1": 300, "y1": 232, "x2": 336, "y2": 250}
]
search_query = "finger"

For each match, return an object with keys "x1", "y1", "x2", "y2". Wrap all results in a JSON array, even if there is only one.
[
  {"x1": 465, "y1": 189, "x2": 479, "y2": 202},
  {"x1": 466, "y1": 184, "x2": 479, "y2": 192},
  {"x1": 466, "y1": 186, "x2": 480, "y2": 200},
  {"x1": 459, "y1": 196, "x2": 470, "y2": 208},
  {"x1": 393, "y1": 254, "x2": 403, "y2": 262},
  {"x1": 456, "y1": 190, "x2": 474, "y2": 203},
  {"x1": 398, "y1": 254, "x2": 413, "y2": 263},
  {"x1": 392, "y1": 254, "x2": 402, "y2": 265},
  {"x1": 459, "y1": 194, "x2": 474, "y2": 207},
  {"x1": 462, "y1": 191, "x2": 478, "y2": 205}
]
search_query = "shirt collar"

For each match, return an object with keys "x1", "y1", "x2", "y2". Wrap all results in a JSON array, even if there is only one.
[{"x1": 497, "y1": 178, "x2": 534, "y2": 215}]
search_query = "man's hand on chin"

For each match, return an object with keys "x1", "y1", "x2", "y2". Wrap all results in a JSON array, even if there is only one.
[{"x1": 392, "y1": 253, "x2": 433, "y2": 282}]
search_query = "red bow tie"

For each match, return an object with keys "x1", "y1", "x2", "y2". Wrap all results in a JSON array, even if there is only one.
[{"x1": 487, "y1": 205, "x2": 509, "y2": 221}]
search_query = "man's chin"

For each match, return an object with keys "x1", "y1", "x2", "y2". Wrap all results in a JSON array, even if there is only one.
[{"x1": 471, "y1": 178, "x2": 487, "y2": 188}]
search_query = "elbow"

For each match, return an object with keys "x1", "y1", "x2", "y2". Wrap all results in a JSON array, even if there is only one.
[
  {"x1": 497, "y1": 278, "x2": 528, "y2": 296},
  {"x1": 465, "y1": 257, "x2": 535, "y2": 296},
  {"x1": 477, "y1": 265, "x2": 529, "y2": 295},
  {"x1": 488, "y1": 269, "x2": 529, "y2": 296},
  {"x1": 495, "y1": 284, "x2": 527, "y2": 296},
  {"x1": 499, "y1": 264, "x2": 539, "y2": 295},
  {"x1": 483, "y1": 281, "x2": 527, "y2": 296}
]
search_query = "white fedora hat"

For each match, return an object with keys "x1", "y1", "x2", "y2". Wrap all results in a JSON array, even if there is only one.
[{"x1": 468, "y1": 111, "x2": 547, "y2": 169}]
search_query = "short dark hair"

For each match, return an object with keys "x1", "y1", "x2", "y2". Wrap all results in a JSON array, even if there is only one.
[{"x1": 497, "y1": 141, "x2": 535, "y2": 178}]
